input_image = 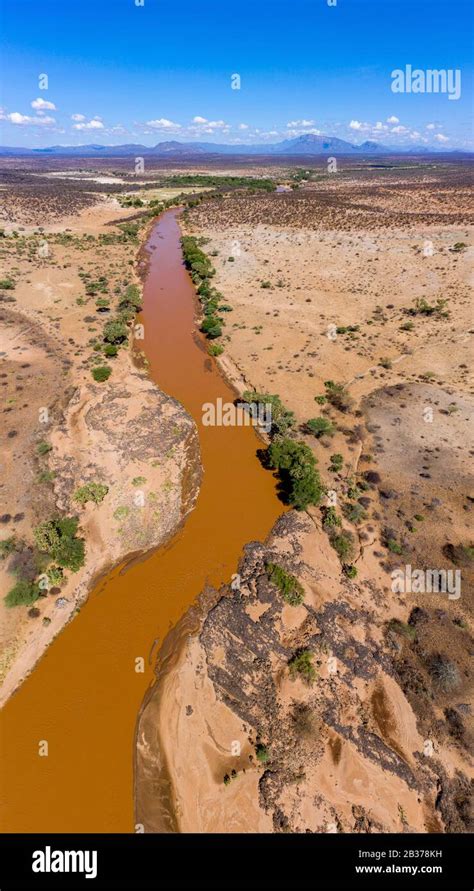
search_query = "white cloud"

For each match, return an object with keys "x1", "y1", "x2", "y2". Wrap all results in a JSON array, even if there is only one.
[
  {"x1": 31, "y1": 97, "x2": 56, "y2": 111},
  {"x1": 73, "y1": 117, "x2": 105, "y2": 131},
  {"x1": 435, "y1": 133, "x2": 449, "y2": 143},
  {"x1": 374, "y1": 121, "x2": 388, "y2": 131},
  {"x1": 238, "y1": 123, "x2": 249, "y2": 130},
  {"x1": 8, "y1": 112, "x2": 55, "y2": 126},
  {"x1": 146, "y1": 118, "x2": 181, "y2": 130},
  {"x1": 349, "y1": 120, "x2": 369, "y2": 131},
  {"x1": 192, "y1": 116, "x2": 207, "y2": 124},
  {"x1": 391, "y1": 125, "x2": 408, "y2": 134},
  {"x1": 71, "y1": 113, "x2": 86, "y2": 122},
  {"x1": 287, "y1": 119, "x2": 315, "y2": 128},
  {"x1": 387, "y1": 115, "x2": 399, "y2": 124}
]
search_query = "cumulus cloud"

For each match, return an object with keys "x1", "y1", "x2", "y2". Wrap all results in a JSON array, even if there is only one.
[
  {"x1": 349, "y1": 120, "x2": 370, "y2": 131},
  {"x1": 71, "y1": 113, "x2": 86, "y2": 122},
  {"x1": 192, "y1": 116, "x2": 207, "y2": 124},
  {"x1": 287, "y1": 119, "x2": 315, "y2": 128},
  {"x1": 8, "y1": 111, "x2": 55, "y2": 126},
  {"x1": 31, "y1": 97, "x2": 56, "y2": 111},
  {"x1": 238, "y1": 123, "x2": 249, "y2": 130},
  {"x1": 73, "y1": 117, "x2": 105, "y2": 130},
  {"x1": 435, "y1": 133, "x2": 449, "y2": 143},
  {"x1": 391, "y1": 125, "x2": 408, "y2": 134},
  {"x1": 387, "y1": 115, "x2": 399, "y2": 124},
  {"x1": 146, "y1": 117, "x2": 181, "y2": 129}
]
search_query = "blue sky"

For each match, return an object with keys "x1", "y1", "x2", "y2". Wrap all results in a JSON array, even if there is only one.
[{"x1": 1, "y1": 0, "x2": 472, "y2": 148}]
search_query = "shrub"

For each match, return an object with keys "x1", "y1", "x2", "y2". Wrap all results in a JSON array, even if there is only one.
[
  {"x1": 200, "y1": 315, "x2": 222, "y2": 339},
  {"x1": 324, "y1": 381, "x2": 354, "y2": 413},
  {"x1": 329, "y1": 453, "x2": 344, "y2": 472},
  {"x1": 0, "y1": 536, "x2": 16, "y2": 559},
  {"x1": 323, "y1": 507, "x2": 341, "y2": 530},
  {"x1": 388, "y1": 618, "x2": 416, "y2": 641},
  {"x1": 34, "y1": 516, "x2": 85, "y2": 572},
  {"x1": 208, "y1": 343, "x2": 224, "y2": 356},
  {"x1": 103, "y1": 320, "x2": 128, "y2": 344},
  {"x1": 342, "y1": 502, "x2": 367, "y2": 525},
  {"x1": 5, "y1": 579, "x2": 40, "y2": 608},
  {"x1": 256, "y1": 744, "x2": 270, "y2": 764},
  {"x1": 267, "y1": 439, "x2": 322, "y2": 510},
  {"x1": 73, "y1": 482, "x2": 109, "y2": 506},
  {"x1": 47, "y1": 566, "x2": 64, "y2": 587},
  {"x1": 0, "y1": 278, "x2": 15, "y2": 290},
  {"x1": 305, "y1": 417, "x2": 335, "y2": 438},
  {"x1": 289, "y1": 650, "x2": 316, "y2": 685},
  {"x1": 330, "y1": 530, "x2": 355, "y2": 561},
  {"x1": 92, "y1": 365, "x2": 112, "y2": 382},
  {"x1": 343, "y1": 564, "x2": 358, "y2": 579},
  {"x1": 243, "y1": 392, "x2": 294, "y2": 437},
  {"x1": 37, "y1": 440, "x2": 52, "y2": 455},
  {"x1": 103, "y1": 343, "x2": 118, "y2": 358},
  {"x1": 266, "y1": 562, "x2": 304, "y2": 606},
  {"x1": 119, "y1": 283, "x2": 142, "y2": 311},
  {"x1": 428, "y1": 654, "x2": 461, "y2": 692}
]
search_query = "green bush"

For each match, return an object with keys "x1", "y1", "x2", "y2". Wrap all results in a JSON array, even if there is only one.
[
  {"x1": 92, "y1": 365, "x2": 112, "y2": 382},
  {"x1": 324, "y1": 381, "x2": 354, "y2": 413},
  {"x1": 330, "y1": 530, "x2": 355, "y2": 561},
  {"x1": 0, "y1": 537, "x2": 16, "y2": 559},
  {"x1": 266, "y1": 562, "x2": 304, "y2": 606},
  {"x1": 208, "y1": 343, "x2": 224, "y2": 356},
  {"x1": 343, "y1": 564, "x2": 358, "y2": 579},
  {"x1": 34, "y1": 516, "x2": 85, "y2": 572},
  {"x1": 267, "y1": 439, "x2": 322, "y2": 510},
  {"x1": 73, "y1": 482, "x2": 109, "y2": 506},
  {"x1": 289, "y1": 650, "x2": 316, "y2": 685},
  {"x1": 256, "y1": 744, "x2": 270, "y2": 764},
  {"x1": 323, "y1": 507, "x2": 341, "y2": 530},
  {"x1": 305, "y1": 417, "x2": 335, "y2": 438},
  {"x1": 200, "y1": 315, "x2": 222, "y2": 338},
  {"x1": 329, "y1": 453, "x2": 344, "y2": 472},
  {"x1": 5, "y1": 579, "x2": 40, "y2": 608},
  {"x1": 243, "y1": 392, "x2": 294, "y2": 437},
  {"x1": 37, "y1": 440, "x2": 52, "y2": 456},
  {"x1": 103, "y1": 320, "x2": 128, "y2": 344},
  {"x1": 0, "y1": 278, "x2": 15, "y2": 290},
  {"x1": 103, "y1": 343, "x2": 118, "y2": 358}
]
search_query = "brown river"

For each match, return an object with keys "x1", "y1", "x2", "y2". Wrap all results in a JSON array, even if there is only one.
[{"x1": 0, "y1": 209, "x2": 281, "y2": 832}]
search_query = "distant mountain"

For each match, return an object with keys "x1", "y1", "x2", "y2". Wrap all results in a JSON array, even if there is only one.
[{"x1": 0, "y1": 134, "x2": 468, "y2": 157}]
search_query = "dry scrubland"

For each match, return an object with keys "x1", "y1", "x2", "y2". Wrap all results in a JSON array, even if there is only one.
[
  {"x1": 0, "y1": 171, "x2": 201, "y2": 701},
  {"x1": 0, "y1": 159, "x2": 472, "y2": 835},
  {"x1": 138, "y1": 163, "x2": 474, "y2": 834}
]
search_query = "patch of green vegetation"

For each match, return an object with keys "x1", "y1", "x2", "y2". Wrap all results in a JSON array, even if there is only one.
[
  {"x1": 103, "y1": 343, "x2": 118, "y2": 358},
  {"x1": 305, "y1": 417, "x2": 335, "y2": 438},
  {"x1": 242, "y1": 392, "x2": 295, "y2": 437},
  {"x1": 330, "y1": 530, "x2": 356, "y2": 561},
  {"x1": 329, "y1": 453, "x2": 344, "y2": 473},
  {"x1": 47, "y1": 566, "x2": 64, "y2": 587},
  {"x1": 343, "y1": 564, "x2": 358, "y2": 579},
  {"x1": 388, "y1": 618, "x2": 417, "y2": 641},
  {"x1": 408, "y1": 297, "x2": 449, "y2": 318},
  {"x1": 37, "y1": 470, "x2": 56, "y2": 484},
  {"x1": 342, "y1": 501, "x2": 367, "y2": 524},
  {"x1": 267, "y1": 439, "x2": 322, "y2": 511},
  {"x1": 4, "y1": 579, "x2": 40, "y2": 608},
  {"x1": 73, "y1": 482, "x2": 109, "y2": 506},
  {"x1": 34, "y1": 516, "x2": 85, "y2": 572},
  {"x1": 92, "y1": 365, "x2": 112, "y2": 382},
  {"x1": 0, "y1": 278, "x2": 15, "y2": 290},
  {"x1": 387, "y1": 538, "x2": 404, "y2": 555},
  {"x1": 324, "y1": 380, "x2": 353, "y2": 413},
  {"x1": 289, "y1": 649, "x2": 316, "y2": 685},
  {"x1": 132, "y1": 476, "x2": 146, "y2": 486},
  {"x1": 322, "y1": 507, "x2": 341, "y2": 530},
  {"x1": 256, "y1": 743, "x2": 270, "y2": 764},
  {"x1": 113, "y1": 506, "x2": 130, "y2": 521},
  {"x1": 266, "y1": 562, "x2": 304, "y2": 606},
  {"x1": 0, "y1": 537, "x2": 16, "y2": 559},
  {"x1": 208, "y1": 343, "x2": 224, "y2": 356},
  {"x1": 36, "y1": 440, "x2": 52, "y2": 456}
]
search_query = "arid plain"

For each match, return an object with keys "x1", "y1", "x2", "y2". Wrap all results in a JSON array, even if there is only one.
[{"x1": 1, "y1": 158, "x2": 472, "y2": 835}]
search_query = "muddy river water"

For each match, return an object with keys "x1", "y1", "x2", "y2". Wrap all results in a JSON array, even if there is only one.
[{"x1": 0, "y1": 209, "x2": 281, "y2": 832}]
